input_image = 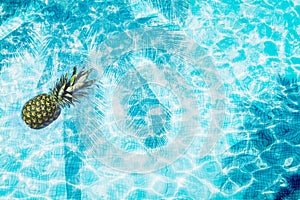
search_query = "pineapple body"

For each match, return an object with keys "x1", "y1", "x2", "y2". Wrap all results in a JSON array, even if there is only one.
[{"x1": 22, "y1": 94, "x2": 61, "y2": 129}]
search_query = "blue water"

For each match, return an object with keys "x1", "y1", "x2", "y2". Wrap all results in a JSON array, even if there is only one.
[{"x1": 1, "y1": 0, "x2": 300, "y2": 199}]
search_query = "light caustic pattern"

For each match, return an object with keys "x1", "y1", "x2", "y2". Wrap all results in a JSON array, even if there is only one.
[{"x1": 79, "y1": 28, "x2": 226, "y2": 173}]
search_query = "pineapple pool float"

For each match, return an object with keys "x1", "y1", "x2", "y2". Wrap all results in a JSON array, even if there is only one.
[{"x1": 22, "y1": 66, "x2": 96, "y2": 129}]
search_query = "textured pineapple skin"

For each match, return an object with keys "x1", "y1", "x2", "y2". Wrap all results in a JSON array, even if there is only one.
[{"x1": 22, "y1": 94, "x2": 61, "y2": 129}]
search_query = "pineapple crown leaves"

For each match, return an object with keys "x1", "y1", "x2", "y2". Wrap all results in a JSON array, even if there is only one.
[{"x1": 50, "y1": 66, "x2": 96, "y2": 107}]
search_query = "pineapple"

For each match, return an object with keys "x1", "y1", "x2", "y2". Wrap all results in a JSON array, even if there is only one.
[{"x1": 22, "y1": 66, "x2": 96, "y2": 129}]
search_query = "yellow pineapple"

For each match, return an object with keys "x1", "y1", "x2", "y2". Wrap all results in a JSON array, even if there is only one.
[{"x1": 22, "y1": 66, "x2": 95, "y2": 129}]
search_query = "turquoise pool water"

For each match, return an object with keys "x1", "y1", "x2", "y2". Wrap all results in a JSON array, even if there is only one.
[{"x1": 1, "y1": 0, "x2": 300, "y2": 199}]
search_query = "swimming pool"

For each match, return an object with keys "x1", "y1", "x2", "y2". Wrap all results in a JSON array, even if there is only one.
[{"x1": 0, "y1": 0, "x2": 300, "y2": 199}]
